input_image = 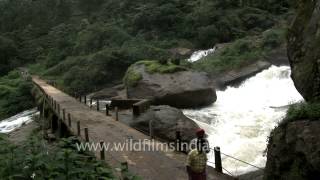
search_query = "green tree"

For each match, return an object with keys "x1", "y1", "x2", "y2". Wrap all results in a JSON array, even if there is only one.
[{"x1": 0, "y1": 36, "x2": 17, "y2": 75}]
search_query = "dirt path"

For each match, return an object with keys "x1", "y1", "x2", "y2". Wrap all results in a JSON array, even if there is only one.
[{"x1": 32, "y1": 76, "x2": 234, "y2": 180}]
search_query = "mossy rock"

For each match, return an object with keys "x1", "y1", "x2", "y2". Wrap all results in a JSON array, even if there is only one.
[
  {"x1": 123, "y1": 60, "x2": 216, "y2": 108},
  {"x1": 136, "y1": 60, "x2": 188, "y2": 74},
  {"x1": 123, "y1": 66, "x2": 143, "y2": 87},
  {"x1": 123, "y1": 60, "x2": 188, "y2": 87}
]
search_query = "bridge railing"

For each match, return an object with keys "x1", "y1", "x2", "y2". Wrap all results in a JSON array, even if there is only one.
[{"x1": 207, "y1": 147, "x2": 264, "y2": 178}]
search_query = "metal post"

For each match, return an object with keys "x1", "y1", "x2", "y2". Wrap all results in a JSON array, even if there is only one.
[
  {"x1": 106, "y1": 104, "x2": 109, "y2": 116},
  {"x1": 115, "y1": 107, "x2": 119, "y2": 121},
  {"x1": 149, "y1": 120, "x2": 153, "y2": 139},
  {"x1": 84, "y1": 95, "x2": 87, "y2": 105},
  {"x1": 176, "y1": 131, "x2": 181, "y2": 152},
  {"x1": 214, "y1": 147, "x2": 223, "y2": 173},
  {"x1": 68, "y1": 113, "x2": 71, "y2": 127},
  {"x1": 100, "y1": 141, "x2": 105, "y2": 160},
  {"x1": 77, "y1": 121, "x2": 81, "y2": 136},
  {"x1": 90, "y1": 98, "x2": 93, "y2": 108},
  {"x1": 84, "y1": 128, "x2": 89, "y2": 142},
  {"x1": 96, "y1": 99, "x2": 100, "y2": 111}
]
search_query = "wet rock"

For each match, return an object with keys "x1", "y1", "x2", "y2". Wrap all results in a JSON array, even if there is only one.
[
  {"x1": 124, "y1": 61, "x2": 217, "y2": 108},
  {"x1": 130, "y1": 105, "x2": 199, "y2": 142},
  {"x1": 265, "y1": 120, "x2": 320, "y2": 180},
  {"x1": 287, "y1": 0, "x2": 320, "y2": 101}
]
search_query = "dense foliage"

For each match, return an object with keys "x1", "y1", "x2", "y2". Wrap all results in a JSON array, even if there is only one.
[
  {"x1": 0, "y1": 119, "x2": 141, "y2": 180},
  {"x1": 284, "y1": 102, "x2": 320, "y2": 123},
  {"x1": 192, "y1": 27, "x2": 286, "y2": 74},
  {"x1": 0, "y1": 0, "x2": 293, "y2": 95},
  {"x1": 0, "y1": 71, "x2": 34, "y2": 120}
]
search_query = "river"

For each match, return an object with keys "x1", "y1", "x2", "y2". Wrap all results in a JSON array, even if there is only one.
[
  {"x1": 183, "y1": 64, "x2": 304, "y2": 175},
  {"x1": 1, "y1": 50, "x2": 304, "y2": 176},
  {"x1": 0, "y1": 109, "x2": 38, "y2": 134}
]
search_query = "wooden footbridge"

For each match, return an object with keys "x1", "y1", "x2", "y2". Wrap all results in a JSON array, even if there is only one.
[{"x1": 31, "y1": 75, "x2": 234, "y2": 180}]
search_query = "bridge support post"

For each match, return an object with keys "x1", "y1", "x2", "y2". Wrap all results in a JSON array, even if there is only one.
[
  {"x1": 214, "y1": 147, "x2": 223, "y2": 173},
  {"x1": 58, "y1": 118, "x2": 63, "y2": 138},
  {"x1": 176, "y1": 131, "x2": 181, "y2": 152},
  {"x1": 100, "y1": 141, "x2": 105, "y2": 160},
  {"x1": 96, "y1": 100, "x2": 100, "y2": 111},
  {"x1": 77, "y1": 121, "x2": 81, "y2": 136},
  {"x1": 84, "y1": 128, "x2": 89, "y2": 142},
  {"x1": 63, "y1": 109, "x2": 66, "y2": 121},
  {"x1": 84, "y1": 96, "x2": 87, "y2": 105},
  {"x1": 115, "y1": 107, "x2": 119, "y2": 121},
  {"x1": 106, "y1": 104, "x2": 109, "y2": 116},
  {"x1": 149, "y1": 120, "x2": 153, "y2": 139},
  {"x1": 68, "y1": 113, "x2": 71, "y2": 127}
]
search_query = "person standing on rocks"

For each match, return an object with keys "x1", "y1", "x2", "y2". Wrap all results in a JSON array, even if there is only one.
[{"x1": 186, "y1": 134, "x2": 208, "y2": 180}]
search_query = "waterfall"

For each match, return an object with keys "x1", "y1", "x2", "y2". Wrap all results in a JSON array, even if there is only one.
[
  {"x1": 183, "y1": 65, "x2": 304, "y2": 175},
  {"x1": 187, "y1": 47, "x2": 216, "y2": 62}
]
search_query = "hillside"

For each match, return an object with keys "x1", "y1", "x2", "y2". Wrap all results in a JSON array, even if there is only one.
[{"x1": 0, "y1": 0, "x2": 294, "y2": 118}]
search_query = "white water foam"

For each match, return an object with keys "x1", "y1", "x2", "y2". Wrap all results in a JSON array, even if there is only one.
[
  {"x1": 187, "y1": 47, "x2": 216, "y2": 62},
  {"x1": 183, "y1": 65, "x2": 304, "y2": 175},
  {"x1": 0, "y1": 109, "x2": 39, "y2": 133}
]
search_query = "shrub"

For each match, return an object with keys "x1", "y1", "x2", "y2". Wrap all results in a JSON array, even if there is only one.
[
  {"x1": 0, "y1": 129, "x2": 116, "y2": 179},
  {"x1": 0, "y1": 36, "x2": 17, "y2": 75},
  {"x1": 0, "y1": 71, "x2": 34, "y2": 120},
  {"x1": 285, "y1": 102, "x2": 320, "y2": 122},
  {"x1": 262, "y1": 28, "x2": 285, "y2": 49}
]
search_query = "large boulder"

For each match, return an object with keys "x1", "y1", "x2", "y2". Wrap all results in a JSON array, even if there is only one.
[
  {"x1": 124, "y1": 61, "x2": 217, "y2": 108},
  {"x1": 287, "y1": 0, "x2": 320, "y2": 102},
  {"x1": 265, "y1": 120, "x2": 320, "y2": 180},
  {"x1": 265, "y1": 1, "x2": 320, "y2": 180},
  {"x1": 89, "y1": 84, "x2": 125, "y2": 99},
  {"x1": 130, "y1": 105, "x2": 199, "y2": 142}
]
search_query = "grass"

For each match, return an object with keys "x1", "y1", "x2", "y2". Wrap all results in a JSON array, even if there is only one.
[
  {"x1": 123, "y1": 60, "x2": 188, "y2": 87},
  {"x1": 137, "y1": 60, "x2": 188, "y2": 74}
]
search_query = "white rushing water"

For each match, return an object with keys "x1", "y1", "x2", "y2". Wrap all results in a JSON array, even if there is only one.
[
  {"x1": 183, "y1": 65, "x2": 304, "y2": 175},
  {"x1": 0, "y1": 109, "x2": 39, "y2": 133},
  {"x1": 187, "y1": 47, "x2": 216, "y2": 62}
]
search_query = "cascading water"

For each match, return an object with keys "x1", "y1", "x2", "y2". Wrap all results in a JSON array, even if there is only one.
[
  {"x1": 183, "y1": 65, "x2": 304, "y2": 175},
  {"x1": 187, "y1": 47, "x2": 216, "y2": 62},
  {"x1": 0, "y1": 109, "x2": 38, "y2": 133}
]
